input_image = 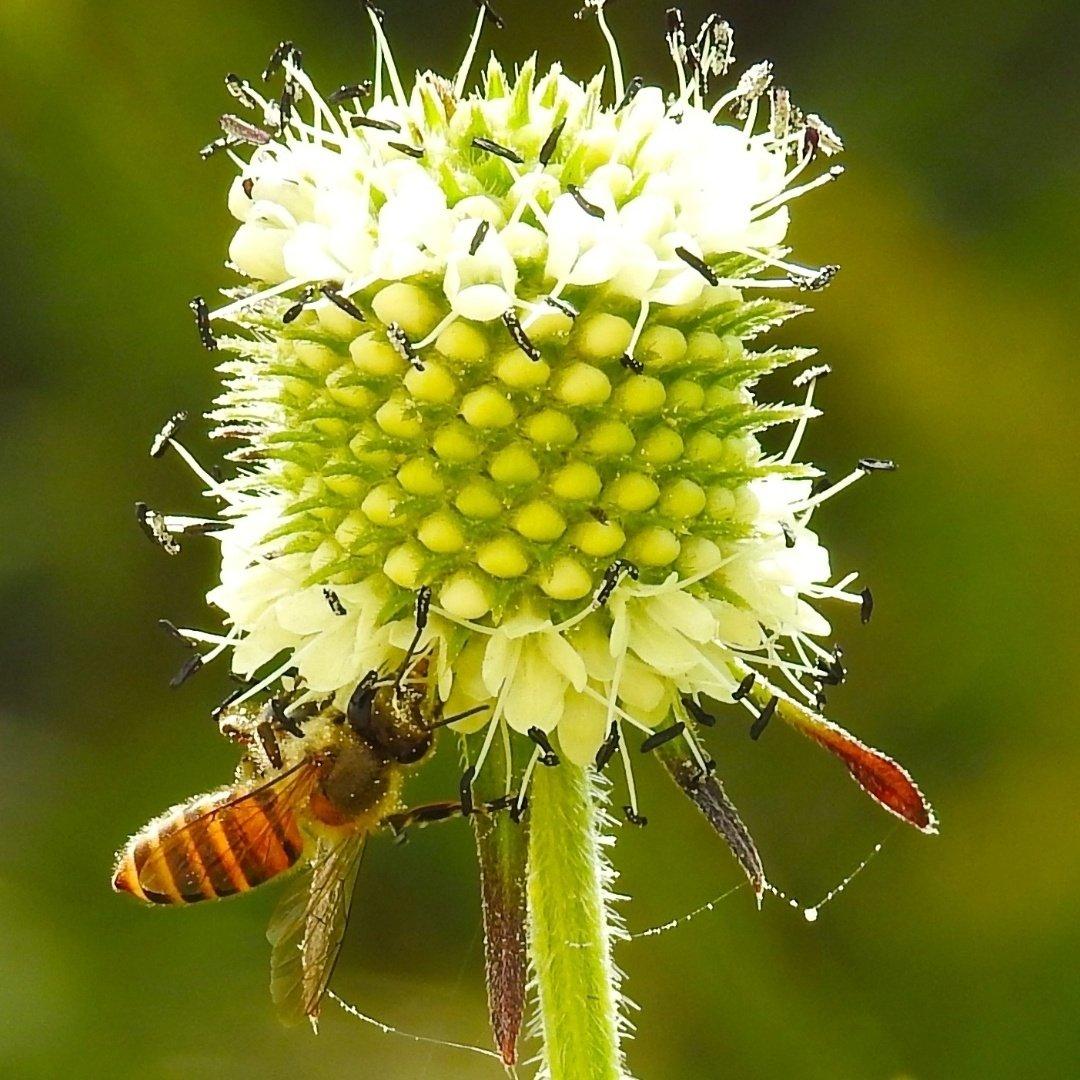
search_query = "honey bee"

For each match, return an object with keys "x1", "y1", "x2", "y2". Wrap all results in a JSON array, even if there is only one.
[{"x1": 113, "y1": 598, "x2": 494, "y2": 1028}]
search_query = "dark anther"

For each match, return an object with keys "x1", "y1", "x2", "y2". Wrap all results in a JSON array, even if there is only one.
[
  {"x1": 472, "y1": 136, "x2": 523, "y2": 164},
  {"x1": 349, "y1": 115, "x2": 402, "y2": 132},
  {"x1": 539, "y1": 119, "x2": 566, "y2": 166},
  {"x1": 594, "y1": 722, "x2": 621, "y2": 771},
  {"x1": 387, "y1": 322, "x2": 422, "y2": 369},
  {"x1": 199, "y1": 135, "x2": 238, "y2": 160},
  {"x1": 681, "y1": 695, "x2": 716, "y2": 727},
  {"x1": 545, "y1": 294, "x2": 578, "y2": 318},
  {"x1": 814, "y1": 686, "x2": 828, "y2": 711},
  {"x1": 527, "y1": 727, "x2": 560, "y2": 767},
  {"x1": 255, "y1": 720, "x2": 284, "y2": 770},
  {"x1": 158, "y1": 619, "x2": 194, "y2": 646},
  {"x1": 620, "y1": 353, "x2": 644, "y2": 373},
  {"x1": 319, "y1": 284, "x2": 365, "y2": 322},
  {"x1": 810, "y1": 474, "x2": 831, "y2": 496},
  {"x1": 387, "y1": 141, "x2": 424, "y2": 158},
  {"x1": 270, "y1": 698, "x2": 307, "y2": 737},
  {"x1": 278, "y1": 84, "x2": 295, "y2": 128},
  {"x1": 485, "y1": 794, "x2": 518, "y2": 814},
  {"x1": 414, "y1": 585, "x2": 432, "y2": 630},
  {"x1": 362, "y1": 1, "x2": 386, "y2": 23},
  {"x1": 459, "y1": 766, "x2": 477, "y2": 816},
  {"x1": 780, "y1": 521, "x2": 796, "y2": 548},
  {"x1": 674, "y1": 246, "x2": 720, "y2": 286},
  {"x1": 589, "y1": 506, "x2": 608, "y2": 524},
  {"x1": 623, "y1": 805, "x2": 649, "y2": 827},
  {"x1": 224, "y1": 74, "x2": 260, "y2": 111},
  {"x1": 803, "y1": 125, "x2": 820, "y2": 158},
  {"x1": 329, "y1": 82, "x2": 373, "y2": 104},
  {"x1": 241, "y1": 177, "x2": 254, "y2": 199},
  {"x1": 798, "y1": 264, "x2": 840, "y2": 292},
  {"x1": 210, "y1": 684, "x2": 247, "y2": 720},
  {"x1": 750, "y1": 696, "x2": 778, "y2": 741},
  {"x1": 595, "y1": 559, "x2": 639, "y2": 607},
  {"x1": 135, "y1": 502, "x2": 180, "y2": 556},
  {"x1": 857, "y1": 457, "x2": 897, "y2": 472},
  {"x1": 262, "y1": 41, "x2": 298, "y2": 82},
  {"x1": 170, "y1": 653, "x2": 204, "y2": 689},
  {"x1": 616, "y1": 75, "x2": 644, "y2": 112},
  {"x1": 502, "y1": 309, "x2": 541, "y2": 361},
  {"x1": 792, "y1": 363, "x2": 832, "y2": 388},
  {"x1": 509, "y1": 795, "x2": 528, "y2": 824},
  {"x1": 283, "y1": 286, "x2": 314, "y2": 324},
  {"x1": 860, "y1": 586, "x2": 874, "y2": 624},
  {"x1": 732, "y1": 672, "x2": 756, "y2": 702},
  {"x1": 219, "y1": 114, "x2": 272, "y2": 146},
  {"x1": 640, "y1": 721, "x2": 685, "y2": 754},
  {"x1": 323, "y1": 588, "x2": 347, "y2": 616},
  {"x1": 150, "y1": 411, "x2": 187, "y2": 458},
  {"x1": 474, "y1": 0, "x2": 505, "y2": 29},
  {"x1": 567, "y1": 183, "x2": 605, "y2": 219},
  {"x1": 469, "y1": 219, "x2": 490, "y2": 256},
  {"x1": 189, "y1": 296, "x2": 217, "y2": 351}
]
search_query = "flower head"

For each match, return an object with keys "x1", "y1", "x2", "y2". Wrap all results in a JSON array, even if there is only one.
[{"x1": 159, "y1": 1, "x2": 932, "y2": 856}]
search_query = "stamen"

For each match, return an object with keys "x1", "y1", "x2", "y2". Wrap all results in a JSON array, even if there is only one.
[
  {"x1": 189, "y1": 296, "x2": 217, "y2": 350},
  {"x1": 859, "y1": 587, "x2": 874, "y2": 624},
  {"x1": 749, "y1": 696, "x2": 777, "y2": 740},
  {"x1": 538, "y1": 119, "x2": 566, "y2": 166},
  {"x1": 594, "y1": 721, "x2": 621, "y2": 771},
  {"x1": 515, "y1": 745, "x2": 544, "y2": 815},
  {"x1": 576, "y1": 1, "x2": 625, "y2": 104},
  {"x1": 527, "y1": 726, "x2": 560, "y2": 767},
  {"x1": 681, "y1": 695, "x2": 716, "y2": 727},
  {"x1": 471, "y1": 136, "x2": 523, "y2": 164},
  {"x1": 387, "y1": 141, "x2": 424, "y2": 159},
  {"x1": 319, "y1": 284, "x2": 366, "y2": 322},
  {"x1": 639, "y1": 721, "x2": 685, "y2": 754},
  {"x1": 364, "y1": 2, "x2": 408, "y2": 108},
  {"x1": 502, "y1": 309, "x2": 541, "y2": 361},
  {"x1": 329, "y1": 82, "x2": 373, "y2": 104},
  {"x1": 753, "y1": 164, "x2": 844, "y2": 217},
  {"x1": 674, "y1": 246, "x2": 719, "y2": 285},
  {"x1": 469, "y1": 219, "x2": 490, "y2": 255},
  {"x1": 567, "y1": 184, "x2": 606, "y2": 219},
  {"x1": 349, "y1": 115, "x2": 402, "y2": 133},
  {"x1": 323, "y1": 588, "x2": 347, "y2": 616},
  {"x1": 616, "y1": 75, "x2": 643, "y2": 112},
  {"x1": 455, "y1": 1, "x2": 489, "y2": 99},
  {"x1": 797, "y1": 264, "x2": 841, "y2": 292},
  {"x1": 387, "y1": 323, "x2": 423, "y2": 369},
  {"x1": 150, "y1": 411, "x2": 187, "y2": 458},
  {"x1": 732, "y1": 672, "x2": 756, "y2": 702},
  {"x1": 857, "y1": 457, "x2": 898, "y2": 473},
  {"x1": 783, "y1": 367, "x2": 823, "y2": 464},
  {"x1": 594, "y1": 559, "x2": 640, "y2": 607},
  {"x1": 224, "y1": 74, "x2": 261, "y2": 111},
  {"x1": 219, "y1": 114, "x2": 272, "y2": 146}
]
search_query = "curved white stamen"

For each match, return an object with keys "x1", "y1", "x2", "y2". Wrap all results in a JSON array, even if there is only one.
[
  {"x1": 365, "y1": 6, "x2": 407, "y2": 109},
  {"x1": 783, "y1": 373, "x2": 819, "y2": 464},
  {"x1": 753, "y1": 166, "x2": 844, "y2": 218},
  {"x1": 454, "y1": 2, "x2": 488, "y2": 98},
  {"x1": 594, "y1": 3, "x2": 625, "y2": 105}
]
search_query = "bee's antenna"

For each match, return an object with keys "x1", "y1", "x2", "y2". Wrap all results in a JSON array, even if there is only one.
[{"x1": 427, "y1": 704, "x2": 489, "y2": 730}]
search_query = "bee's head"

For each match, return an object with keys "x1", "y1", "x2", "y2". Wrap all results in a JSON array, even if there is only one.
[{"x1": 346, "y1": 674, "x2": 434, "y2": 765}]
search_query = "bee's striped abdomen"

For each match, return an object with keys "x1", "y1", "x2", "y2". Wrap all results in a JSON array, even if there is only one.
[{"x1": 113, "y1": 777, "x2": 308, "y2": 906}]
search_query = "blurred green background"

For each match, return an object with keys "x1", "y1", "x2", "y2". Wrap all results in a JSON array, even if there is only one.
[{"x1": 1, "y1": 1, "x2": 1077, "y2": 1076}]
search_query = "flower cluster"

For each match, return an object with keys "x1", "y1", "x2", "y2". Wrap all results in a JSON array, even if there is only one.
[{"x1": 155, "y1": 3, "x2": 931, "y2": 838}]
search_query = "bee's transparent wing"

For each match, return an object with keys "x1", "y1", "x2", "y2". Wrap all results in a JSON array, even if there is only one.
[{"x1": 266, "y1": 832, "x2": 366, "y2": 1029}]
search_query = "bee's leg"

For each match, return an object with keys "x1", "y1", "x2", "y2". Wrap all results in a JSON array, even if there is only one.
[{"x1": 384, "y1": 794, "x2": 517, "y2": 838}]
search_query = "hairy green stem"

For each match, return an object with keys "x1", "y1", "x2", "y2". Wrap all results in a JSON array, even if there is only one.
[{"x1": 527, "y1": 763, "x2": 623, "y2": 1080}]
